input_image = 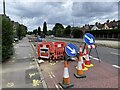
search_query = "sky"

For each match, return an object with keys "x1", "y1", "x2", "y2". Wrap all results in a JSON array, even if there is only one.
[{"x1": 0, "y1": 0, "x2": 119, "y2": 31}]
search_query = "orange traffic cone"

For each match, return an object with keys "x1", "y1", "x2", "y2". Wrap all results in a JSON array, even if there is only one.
[
  {"x1": 74, "y1": 46, "x2": 86, "y2": 78},
  {"x1": 84, "y1": 46, "x2": 94, "y2": 68},
  {"x1": 59, "y1": 61, "x2": 74, "y2": 89},
  {"x1": 76, "y1": 46, "x2": 88, "y2": 71},
  {"x1": 80, "y1": 46, "x2": 88, "y2": 71}
]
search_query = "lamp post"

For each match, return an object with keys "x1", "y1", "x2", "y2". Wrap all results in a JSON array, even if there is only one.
[{"x1": 3, "y1": 0, "x2": 6, "y2": 15}]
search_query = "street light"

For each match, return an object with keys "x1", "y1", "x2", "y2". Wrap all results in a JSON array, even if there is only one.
[{"x1": 3, "y1": 0, "x2": 6, "y2": 15}]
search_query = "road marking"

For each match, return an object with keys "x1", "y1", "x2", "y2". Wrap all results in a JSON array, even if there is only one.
[
  {"x1": 6, "y1": 82, "x2": 15, "y2": 87},
  {"x1": 89, "y1": 56, "x2": 100, "y2": 61},
  {"x1": 49, "y1": 74, "x2": 52, "y2": 78},
  {"x1": 59, "y1": 85, "x2": 63, "y2": 90},
  {"x1": 55, "y1": 84, "x2": 59, "y2": 89},
  {"x1": 110, "y1": 52, "x2": 120, "y2": 56},
  {"x1": 32, "y1": 79, "x2": 41, "y2": 87},
  {"x1": 51, "y1": 72, "x2": 55, "y2": 77},
  {"x1": 112, "y1": 65, "x2": 120, "y2": 69}
]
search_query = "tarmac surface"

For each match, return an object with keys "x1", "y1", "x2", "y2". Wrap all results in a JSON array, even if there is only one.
[
  {"x1": 33, "y1": 37, "x2": 119, "y2": 89},
  {"x1": 39, "y1": 59, "x2": 118, "y2": 88},
  {"x1": 1, "y1": 36, "x2": 119, "y2": 89}
]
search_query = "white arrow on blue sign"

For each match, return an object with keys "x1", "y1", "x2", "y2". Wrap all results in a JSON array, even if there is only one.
[
  {"x1": 65, "y1": 43, "x2": 78, "y2": 57},
  {"x1": 83, "y1": 33, "x2": 95, "y2": 45}
]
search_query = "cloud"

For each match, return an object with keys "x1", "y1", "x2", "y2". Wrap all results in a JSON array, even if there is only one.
[{"x1": 1, "y1": 0, "x2": 118, "y2": 31}]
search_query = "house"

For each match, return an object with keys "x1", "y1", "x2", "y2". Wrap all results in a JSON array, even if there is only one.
[
  {"x1": 102, "y1": 23, "x2": 110, "y2": 30},
  {"x1": 80, "y1": 24, "x2": 91, "y2": 33},
  {"x1": 91, "y1": 25, "x2": 100, "y2": 30}
]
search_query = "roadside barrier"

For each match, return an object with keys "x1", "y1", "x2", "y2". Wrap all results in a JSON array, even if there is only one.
[
  {"x1": 87, "y1": 44, "x2": 96, "y2": 49},
  {"x1": 74, "y1": 46, "x2": 86, "y2": 78},
  {"x1": 54, "y1": 42, "x2": 66, "y2": 60},
  {"x1": 59, "y1": 61, "x2": 74, "y2": 89},
  {"x1": 84, "y1": 46, "x2": 94, "y2": 68}
]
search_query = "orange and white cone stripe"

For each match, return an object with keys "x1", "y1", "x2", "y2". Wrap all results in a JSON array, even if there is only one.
[
  {"x1": 77, "y1": 58, "x2": 83, "y2": 75},
  {"x1": 74, "y1": 46, "x2": 86, "y2": 78},
  {"x1": 84, "y1": 46, "x2": 94, "y2": 68},
  {"x1": 79, "y1": 46, "x2": 88, "y2": 71},
  {"x1": 63, "y1": 61, "x2": 70, "y2": 85}
]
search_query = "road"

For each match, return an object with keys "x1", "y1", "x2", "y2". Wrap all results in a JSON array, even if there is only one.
[
  {"x1": 31, "y1": 37, "x2": 119, "y2": 88},
  {"x1": 46, "y1": 38, "x2": 119, "y2": 67},
  {"x1": 1, "y1": 36, "x2": 119, "y2": 89},
  {"x1": 2, "y1": 37, "x2": 43, "y2": 88}
]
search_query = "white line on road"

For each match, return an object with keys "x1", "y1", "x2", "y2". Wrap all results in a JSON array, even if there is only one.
[
  {"x1": 89, "y1": 56, "x2": 100, "y2": 61},
  {"x1": 112, "y1": 65, "x2": 120, "y2": 69},
  {"x1": 110, "y1": 52, "x2": 120, "y2": 56},
  {"x1": 51, "y1": 72, "x2": 55, "y2": 77}
]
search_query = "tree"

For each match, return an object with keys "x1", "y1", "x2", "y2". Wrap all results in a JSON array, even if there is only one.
[
  {"x1": 47, "y1": 30, "x2": 53, "y2": 35},
  {"x1": 43, "y1": 21, "x2": 47, "y2": 35},
  {"x1": 52, "y1": 23, "x2": 64, "y2": 36},
  {"x1": 71, "y1": 27, "x2": 83, "y2": 38},
  {"x1": 33, "y1": 29, "x2": 38, "y2": 35},
  {"x1": 64, "y1": 25, "x2": 71, "y2": 36},
  {"x1": 38, "y1": 26, "x2": 41, "y2": 36}
]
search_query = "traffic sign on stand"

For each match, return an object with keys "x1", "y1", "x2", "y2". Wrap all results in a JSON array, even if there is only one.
[
  {"x1": 65, "y1": 43, "x2": 78, "y2": 57},
  {"x1": 83, "y1": 33, "x2": 95, "y2": 45}
]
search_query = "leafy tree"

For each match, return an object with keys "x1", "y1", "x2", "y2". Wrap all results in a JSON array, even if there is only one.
[
  {"x1": 47, "y1": 30, "x2": 53, "y2": 35},
  {"x1": 71, "y1": 27, "x2": 83, "y2": 38},
  {"x1": 64, "y1": 25, "x2": 71, "y2": 36},
  {"x1": 38, "y1": 26, "x2": 41, "y2": 36},
  {"x1": 33, "y1": 29, "x2": 38, "y2": 35},
  {"x1": 52, "y1": 23, "x2": 64, "y2": 36},
  {"x1": 43, "y1": 21, "x2": 47, "y2": 35}
]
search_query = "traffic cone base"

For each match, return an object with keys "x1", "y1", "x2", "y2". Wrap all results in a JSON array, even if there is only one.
[
  {"x1": 63, "y1": 78, "x2": 70, "y2": 85},
  {"x1": 59, "y1": 81, "x2": 74, "y2": 89},
  {"x1": 82, "y1": 67, "x2": 88, "y2": 71},
  {"x1": 74, "y1": 73, "x2": 86, "y2": 78},
  {"x1": 75, "y1": 66, "x2": 88, "y2": 71},
  {"x1": 84, "y1": 63, "x2": 94, "y2": 68}
]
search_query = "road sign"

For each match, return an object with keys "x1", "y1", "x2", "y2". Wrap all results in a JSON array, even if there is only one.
[
  {"x1": 65, "y1": 43, "x2": 78, "y2": 57},
  {"x1": 83, "y1": 33, "x2": 95, "y2": 45}
]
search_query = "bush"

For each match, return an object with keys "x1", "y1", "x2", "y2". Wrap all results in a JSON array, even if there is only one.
[{"x1": 2, "y1": 15, "x2": 14, "y2": 61}]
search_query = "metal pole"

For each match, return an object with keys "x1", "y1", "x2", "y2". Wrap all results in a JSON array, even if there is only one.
[
  {"x1": 3, "y1": 0, "x2": 6, "y2": 15},
  {"x1": 95, "y1": 46, "x2": 101, "y2": 63}
]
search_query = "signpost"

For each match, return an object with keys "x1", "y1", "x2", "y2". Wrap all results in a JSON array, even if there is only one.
[
  {"x1": 83, "y1": 33, "x2": 101, "y2": 62},
  {"x1": 65, "y1": 43, "x2": 78, "y2": 57},
  {"x1": 83, "y1": 33, "x2": 95, "y2": 45}
]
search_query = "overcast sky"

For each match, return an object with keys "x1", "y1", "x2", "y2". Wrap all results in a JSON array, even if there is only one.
[{"x1": 0, "y1": 0, "x2": 119, "y2": 31}]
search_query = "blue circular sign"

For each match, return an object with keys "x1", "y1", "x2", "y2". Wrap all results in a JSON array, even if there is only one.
[
  {"x1": 65, "y1": 43, "x2": 78, "y2": 57},
  {"x1": 83, "y1": 33, "x2": 95, "y2": 45}
]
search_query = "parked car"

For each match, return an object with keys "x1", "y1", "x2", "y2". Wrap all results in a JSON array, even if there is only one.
[
  {"x1": 14, "y1": 36, "x2": 19, "y2": 42},
  {"x1": 50, "y1": 35, "x2": 54, "y2": 38}
]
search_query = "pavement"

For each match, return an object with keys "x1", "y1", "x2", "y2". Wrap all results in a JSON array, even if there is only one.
[
  {"x1": 53, "y1": 37, "x2": 119, "y2": 49},
  {"x1": 2, "y1": 37, "x2": 43, "y2": 89}
]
